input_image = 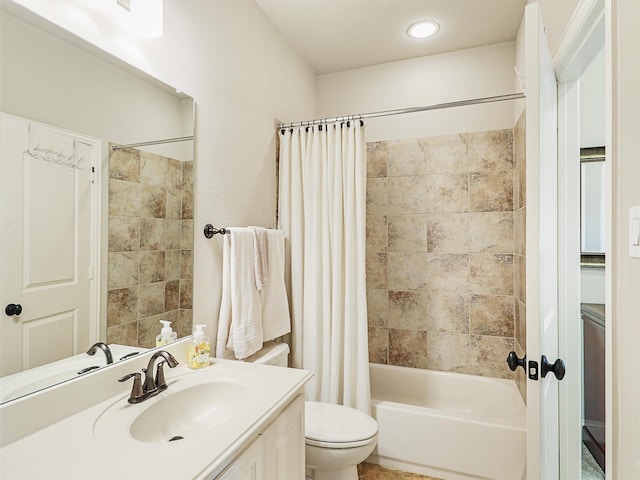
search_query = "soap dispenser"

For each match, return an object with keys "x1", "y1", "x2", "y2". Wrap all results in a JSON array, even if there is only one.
[
  {"x1": 156, "y1": 320, "x2": 177, "y2": 347},
  {"x1": 187, "y1": 324, "x2": 210, "y2": 369}
]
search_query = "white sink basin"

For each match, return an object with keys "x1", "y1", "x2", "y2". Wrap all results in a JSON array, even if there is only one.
[
  {"x1": 130, "y1": 381, "x2": 250, "y2": 443},
  {"x1": 93, "y1": 366, "x2": 263, "y2": 445}
]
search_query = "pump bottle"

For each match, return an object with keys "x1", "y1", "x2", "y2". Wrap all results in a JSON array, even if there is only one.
[
  {"x1": 156, "y1": 320, "x2": 177, "y2": 347},
  {"x1": 187, "y1": 324, "x2": 210, "y2": 369}
]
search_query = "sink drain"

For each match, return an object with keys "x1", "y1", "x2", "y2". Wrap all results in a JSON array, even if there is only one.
[{"x1": 168, "y1": 435, "x2": 184, "y2": 442}]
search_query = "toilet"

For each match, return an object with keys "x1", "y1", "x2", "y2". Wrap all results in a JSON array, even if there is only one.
[{"x1": 248, "y1": 342, "x2": 379, "y2": 480}]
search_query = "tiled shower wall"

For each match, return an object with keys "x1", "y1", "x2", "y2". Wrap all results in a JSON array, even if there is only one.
[
  {"x1": 366, "y1": 125, "x2": 524, "y2": 381},
  {"x1": 513, "y1": 111, "x2": 527, "y2": 399},
  {"x1": 107, "y1": 147, "x2": 193, "y2": 348}
]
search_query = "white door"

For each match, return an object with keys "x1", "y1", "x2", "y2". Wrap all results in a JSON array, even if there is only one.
[
  {"x1": 0, "y1": 113, "x2": 101, "y2": 376},
  {"x1": 524, "y1": 4, "x2": 563, "y2": 479}
]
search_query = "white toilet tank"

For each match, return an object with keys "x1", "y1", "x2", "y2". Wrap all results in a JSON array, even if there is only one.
[{"x1": 241, "y1": 342, "x2": 289, "y2": 367}]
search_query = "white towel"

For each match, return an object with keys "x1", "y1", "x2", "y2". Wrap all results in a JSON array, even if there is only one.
[
  {"x1": 249, "y1": 226, "x2": 270, "y2": 290},
  {"x1": 260, "y1": 230, "x2": 292, "y2": 341},
  {"x1": 216, "y1": 228, "x2": 263, "y2": 360}
]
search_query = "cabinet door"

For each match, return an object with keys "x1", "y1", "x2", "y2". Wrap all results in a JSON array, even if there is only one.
[
  {"x1": 263, "y1": 394, "x2": 305, "y2": 480},
  {"x1": 218, "y1": 437, "x2": 264, "y2": 480}
]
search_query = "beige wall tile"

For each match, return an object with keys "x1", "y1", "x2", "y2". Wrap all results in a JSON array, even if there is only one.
[
  {"x1": 138, "y1": 282, "x2": 165, "y2": 317},
  {"x1": 467, "y1": 129, "x2": 513, "y2": 172},
  {"x1": 165, "y1": 280, "x2": 180, "y2": 311},
  {"x1": 166, "y1": 158, "x2": 182, "y2": 190},
  {"x1": 140, "y1": 218, "x2": 166, "y2": 250},
  {"x1": 165, "y1": 250, "x2": 181, "y2": 282},
  {"x1": 366, "y1": 177, "x2": 388, "y2": 215},
  {"x1": 139, "y1": 251, "x2": 165, "y2": 284},
  {"x1": 388, "y1": 252, "x2": 428, "y2": 290},
  {"x1": 470, "y1": 253, "x2": 514, "y2": 295},
  {"x1": 469, "y1": 171, "x2": 513, "y2": 212},
  {"x1": 140, "y1": 184, "x2": 166, "y2": 219},
  {"x1": 427, "y1": 332, "x2": 470, "y2": 373},
  {"x1": 140, "y1": 151, "x2": 167, "y2": 186},
  {"x1": 109, "y1": 147, "x2": 140, "y2": 182},
  {"x1": 138, "y1": 314, "x2": 167, "y2": 348},
  {"x1": 469, "y1": 335, "x2": 514, "y2": 379},
  {"x1": 388, "y1": 175, "x2": 427, "y2": 214},
  {"x1": 367, "y1": 141, "x2": 388, "y2": 177},
  {"x1": 514, "y1": 207, "x2": 526, "y2": 256},
  {"x1": 367, "y1": 289, "x2": 388, "y2": 327},
  {"x1": 107, "y1": 287, "x2": 138, "y2": 327},
  {"x1": 109, "y1": 179, "x2": 140, "y2": 217},
  {"x1": 108, "y1": 216, "x2": 139, "y2": 252},
  {"x1": 177, "y1": 309, "x2": 193, "y2": 338},
  {"x1": 421, "y1": 133, "x2": 468, "y2": 174},
  {"x1": 424, "y1": 254, "x2": 469, "y2": 293},
  {"x1": 469, "y1": 212, "x2": 514, "y2": 253},
  {"x1": 368, "y1": 327, "x2": 389, "y2": 364},
  {"x1": 427, "y1": 213, "x2": 469, "y2": 253},
  {"x1": 182, "y1": 161, "x2": 193, "y2": 192},
  {"x1": 366, "y1": 252, "x2": 387, "y2": 289},
  {"x1": 181, "y1": 250, "x2": 193, "y2": 279},
  {"x1": 388, "y1": 290, "x2": 428, "y2": 330},
  {"x1": 366, "y1": 215, "x2": 388, "y2": 253},
  {"x1": 166, "y1": 219, "x2": 182, "y2": 250},
  {"x1": 389, "y1": 329, "x2": 428, "y2": 368},
  {"x1": 182, "y1": 190, "x2": 194, "y2": 220},
  {"x1": 425, "y1": 292, "x2": 469, "y2": 333},
  {"x1": 108, "y1": 252, "x2": 139, "y2": 289},
  {"x1": 515, "y1": 254, "x2": 526, "y2": 304},
  {"x1": 107, "y1": 321, "x2": 137, "y2": 346},
  {"x1": 166, "y1": 188, "x2": 182, "y2": 220},
  {"x1": 181, "y1": 220, "x2": 194, "y2": 250},
  {"x1": 388, "y1": 138, "x2": 426, "y2": 176},
  {"x1": 470, "y1": 294, "x2": 515, "y2": 337},
  {"x1": 388, "y1": 214, "x2": 427, "y2": 252},
  {"x1": 180, "y1": 279, "x2": 193, "y2": 309},
  {"x1": 425, "y1": 174, "x2": 468, "y2": 213}
]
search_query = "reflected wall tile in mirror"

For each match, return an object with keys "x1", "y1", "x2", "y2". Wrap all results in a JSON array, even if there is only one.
[
  {"x1": 107, "y1": 321, "x2": 138, "y2": 347},
  {"x1": 140, "y1": 151, "x2": 167, "y2": 186},
  {"x1": 138, "y1": 282, "x2": 165, "y2": 317},
  {"x1": 179, "y1": 279, "x2": 193, "y2": 310},
  {"x1": 140, "y1": 185, "x2": 166, "y2": 218},
  {"x1": 181, "y1": 190, "x2": 194, "y2": 220},
  {"x1": 140, "y1": 218, "x2": 166, "y2": 250},
  {"x1": 107, "y1": 287, "x2": 138, "y2": 327},
  {"x1": 182, "y1": 161, "x2": 193, "y2": 192},
  {"x1": 108, "y1": 216, "x2": 140, "y2": 252},
  {"x1": 181, "y1": 220, "x2": 194, "y2": 250},
  {"x1": 165, "y1": 250, "x2": 181, "y2": 281},
  {"x1": 181, "y1": 250, "x2": 193, "y2": 279},
  {"x1": 109, "y1": 147, "x2": 140, "y2": 182},
  {"x1": 167, "y1": 158, "x2": 182, "y2": 190},
  {"x1": 166, "y1": 189, "x2": 182, "y2": 219},
  {"x1": 138, "y1": 313, "x2": 168, "y2": 348},
  {"x1": 166, "y1": 219, "x2": 182, "y2": 250},
  {"x1": 177, "y1": 309, "x2": 193, "y2": 338},
  {"x1": 139, "y1": 251, "x2": 165, "y2": 284},
  {"x1": 165, "y1": 280, "x2": 180, "y2": 311},
  {"x1": 109, "y1": 179, "x2": 140, "y2": 216},
  {"x1": 108, "y1": 252, "x2": 139, "y2": 289}
]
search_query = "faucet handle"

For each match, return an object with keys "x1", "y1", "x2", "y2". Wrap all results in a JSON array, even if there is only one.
[
  {"x1": 155, "y1": 361, "x2": 168, "y2": 391},
  {"x1": 118, "y1": 372, "x2": 144, "y2": 404}
]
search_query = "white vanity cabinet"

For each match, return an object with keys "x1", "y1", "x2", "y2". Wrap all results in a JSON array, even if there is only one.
[{"x1": 218, "y1": 394, "x2": 305, "y2": 480}]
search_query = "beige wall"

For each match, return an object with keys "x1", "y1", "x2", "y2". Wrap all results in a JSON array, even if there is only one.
[{"x1": 610, "y1": 0, "x2": 640, "y2": 476}]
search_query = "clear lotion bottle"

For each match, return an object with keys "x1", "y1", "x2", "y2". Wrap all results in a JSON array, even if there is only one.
[{"x1": 187, "y1": 324, "x2": 210, "y2": 369}]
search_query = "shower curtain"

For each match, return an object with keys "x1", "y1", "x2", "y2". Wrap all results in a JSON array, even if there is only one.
[{"x1": 278, "y1": 121, "x2": 370, "y2": 413}]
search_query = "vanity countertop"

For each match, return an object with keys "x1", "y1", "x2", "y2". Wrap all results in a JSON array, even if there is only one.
[{"x1": 0, "y1": 344, "x2": 311, "y2": 479}]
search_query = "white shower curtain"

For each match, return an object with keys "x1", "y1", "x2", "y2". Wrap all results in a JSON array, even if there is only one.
[{"x1": 278, "y1": 121, "x2": 370, "y2": 413}]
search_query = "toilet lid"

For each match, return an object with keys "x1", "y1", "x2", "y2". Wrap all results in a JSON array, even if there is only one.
[{"x1": 305, "y1": 401, "x2": 378, "y2": 447}]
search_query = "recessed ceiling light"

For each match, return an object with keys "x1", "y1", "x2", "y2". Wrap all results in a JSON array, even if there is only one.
[{"x1": 407, "y1": 20, "x2": 440, "y2": 39}]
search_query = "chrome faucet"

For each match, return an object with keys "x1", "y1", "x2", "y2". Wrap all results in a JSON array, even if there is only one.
[
  {"x1": 119, "y1": 350, "x2": 179, "y2": 404},
  {"x1": 86, "y1": 342, "x2": 113, "y2": 364}
]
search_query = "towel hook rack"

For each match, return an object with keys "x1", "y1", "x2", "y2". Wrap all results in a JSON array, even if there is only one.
[{"x1": 204, "y1": 224, "x2": 229, "y2": 238}]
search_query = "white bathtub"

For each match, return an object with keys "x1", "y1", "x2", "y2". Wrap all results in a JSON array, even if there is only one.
[{"x1": 367, "y1": 363, "x2": 526, "y2": 480}]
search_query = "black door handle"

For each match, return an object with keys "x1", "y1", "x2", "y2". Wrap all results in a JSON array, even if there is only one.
[
  {"x1": 541, "y1": 355, "x2": 566, "y2": 381},
  {"x1": 5, "y1": 303, "x2": 22, "y2": 316},
  {"x1": 507, "y1": 351, "x2": 526, "y2": 372}
]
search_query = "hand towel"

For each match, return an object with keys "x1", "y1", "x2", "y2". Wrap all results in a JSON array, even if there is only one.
[
  {"x1": 249, "y1": 226, "x2": 270, "y2": 290},
  {"x1": 260, "y1": 229, "x2": 292, "y2": 341},
  {"x1": 216, "y1": 227, "x2": 263, "y2": 360}
]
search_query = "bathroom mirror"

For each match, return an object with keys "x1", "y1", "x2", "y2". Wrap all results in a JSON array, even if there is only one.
[
  {"x1": 0, "y1": 3, "x2": 194, "y2": 402},
  {"x1": 580, "y1": 147, "x2": 606, "y2": 264}
]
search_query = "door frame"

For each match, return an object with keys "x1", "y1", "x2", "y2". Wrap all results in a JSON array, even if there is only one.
[{"x1": 553, "y1": 0, "x2": 607, "y2": 478}]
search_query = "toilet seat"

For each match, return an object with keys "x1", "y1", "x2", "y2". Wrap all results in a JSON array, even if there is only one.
[{"x1": 305, "y1": 401, "x2": 378, "y2": 449}]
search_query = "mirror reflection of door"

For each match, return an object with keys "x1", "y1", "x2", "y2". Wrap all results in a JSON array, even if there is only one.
[{"x1": 0, "y1": 114, "x2": 101, "y2": 376}]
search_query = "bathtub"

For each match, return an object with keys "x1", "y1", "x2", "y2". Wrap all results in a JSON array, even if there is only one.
[{"x1": 367, "y1": 363, "x2": 526, "y2": 480}]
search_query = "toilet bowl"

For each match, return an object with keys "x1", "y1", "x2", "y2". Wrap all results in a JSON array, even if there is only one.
[
  {"x1": 247, "y1": 342, "x2": 378, "y2": 480},
  {"x1": 304, "y1": 401, "x2": 378, "y2": 480}
]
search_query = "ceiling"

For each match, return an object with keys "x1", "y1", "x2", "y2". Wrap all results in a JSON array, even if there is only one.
[{"x1": 255, "y1": 0, "x2": 527, "y2": 75}]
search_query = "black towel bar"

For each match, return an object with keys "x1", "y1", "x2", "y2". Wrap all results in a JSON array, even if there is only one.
[{"x1": 204, "y1": 224, "x2": 229, "y2": 238}]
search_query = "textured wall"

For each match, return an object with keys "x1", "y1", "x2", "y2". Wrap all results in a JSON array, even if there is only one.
[
  {"x1": 106, "y1": 147, "x2": 193, "y2": 348},
  {"x1": 366, "y1": 127, "x2": 521, "y2": 380}
]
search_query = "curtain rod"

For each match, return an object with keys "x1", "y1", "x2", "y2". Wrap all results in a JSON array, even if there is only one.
[
  {"x1": 277, "y1": 92, "x2": 526, "y2": 130},
  {"x1": 111, "y1": 135, "x2": 194, "y2": 151}
]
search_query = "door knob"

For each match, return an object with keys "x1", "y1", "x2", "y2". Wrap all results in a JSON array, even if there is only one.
[
  {"x1": 5, "y1": 303, "x2": 22, "y2": 316},
  {"x1": 541, "y1": 355, "x2": 566, "y2": 381},
  {"x1": 507, "y1": 351, "x2": 526, "y2": 372}
]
